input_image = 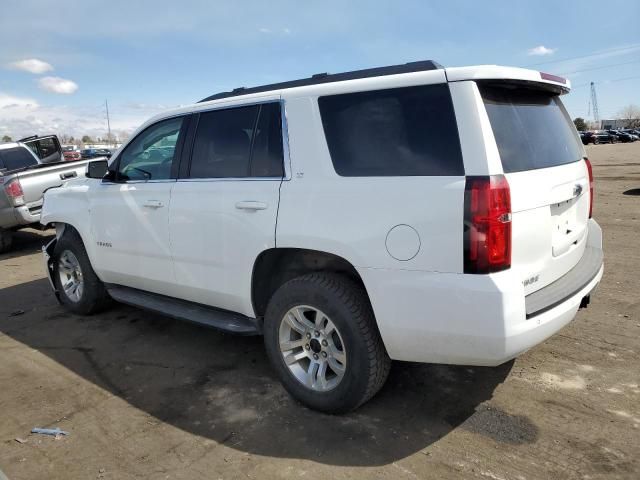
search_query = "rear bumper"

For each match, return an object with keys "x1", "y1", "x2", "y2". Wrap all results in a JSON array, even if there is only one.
[
  {"x1": 360, "y1": 219, "x2": 603, "y2": 366},
  {"x1": 0, "y1": 204, "x2": 40, "y2": 229},
  {"x1": 14, "y1": 204, "x2": 41, "y2": 225}
]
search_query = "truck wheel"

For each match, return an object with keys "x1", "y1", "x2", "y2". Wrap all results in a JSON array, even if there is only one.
[
  {"x1": 263, "y1": 273, "x2": 391, "y2": 413},
  {"x1": 0, "y1": 229, "x2": 13, "y2": 253},
  {"x1": 52, "y1": 230, "x2": 111, "y2": 315}
]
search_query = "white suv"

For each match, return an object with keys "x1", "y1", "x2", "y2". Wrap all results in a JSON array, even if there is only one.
[{"x1": 41, "y1": 61, "x2": 604, "y2": 413}]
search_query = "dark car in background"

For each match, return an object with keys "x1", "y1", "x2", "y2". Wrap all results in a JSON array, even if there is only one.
[
  {"x1": 619, "y1": 129, "x2": 639, "y2": 141},
  {"x1": 607, "y1": 130, "x2": 635, "y2": 143},
  {"x1": 582, "y1": 130, "x2": 617, "y2": 145},
  {"x1": 81, "y1": 148, "x2": 113, "y2": 159}
]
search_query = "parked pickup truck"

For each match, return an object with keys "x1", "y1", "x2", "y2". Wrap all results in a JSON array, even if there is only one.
[{"x1": 0, "y1": 141, "x2": 91, "y2": 252}]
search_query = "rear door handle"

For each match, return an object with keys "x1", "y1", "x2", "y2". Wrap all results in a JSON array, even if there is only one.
[
  {"x1": 143, "y1": 200, "x2": 164, "y2": 209},
  {"x1": 235, "y1": 201, "x2": 268, "y2": 211},
  {"x1": 60, "y1": 171, "x2": 77, "y2": 180}
]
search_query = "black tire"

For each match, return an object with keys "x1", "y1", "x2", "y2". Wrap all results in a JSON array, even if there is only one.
[
  {"x1": 263, "y1": 273, "x2": 391, "y2": 413},
  {"x1": 593, "y1": 138, "x2": 599, "y2": 145},
  {"x1": 0, "y1": 228, "x2": 13, "y2": 254},
  {"x1": 52, "y1": 230, "x2": 111, "y2": 315}
]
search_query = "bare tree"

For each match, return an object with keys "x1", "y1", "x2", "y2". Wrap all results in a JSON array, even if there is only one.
[{"x1": 618, "y1": 104, "x2": 640, "y2": 128}]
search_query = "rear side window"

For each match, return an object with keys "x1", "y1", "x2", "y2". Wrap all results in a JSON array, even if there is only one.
[
  {"x1": 480, "y1": 85, "x2": 583, "y2": 173},
  {"x1": 0, "y1": 147, "x2": 37, "y2": 171},
  {"x1": 318, "y1": 84, "x2": 464, "y2": 177},
  {"x1": 189, "y1": 103, "x2": 284, "y2": 178},
  {"x1": 25, "y1": 137, "x2": 60, "y2": 162}
]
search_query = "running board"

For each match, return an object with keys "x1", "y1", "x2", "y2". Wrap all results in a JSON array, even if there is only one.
[{"x1": 106, "y1": 285, "x2": 261, "y2": 335}]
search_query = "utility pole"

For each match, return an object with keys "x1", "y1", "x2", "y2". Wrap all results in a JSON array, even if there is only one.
[
  {"x1": 105, "y1": 99, "x2": 112, "y2": 147},
  {"x1": 590, "y1": 82, "x2": 600, "y2": 126}
]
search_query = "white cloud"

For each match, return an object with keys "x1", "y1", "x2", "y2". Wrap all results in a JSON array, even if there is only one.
[
  {"x1": 38, "y1": 76, "x2": 79, "y2": 94},
  {"x1": 259, "y1": 27, "x2": 271, "y2": 34},
  {"x1": 8, "y1": 58, "x2": 54, "y2": 74},
  {"x1": 283, "y1": 28, "x2": 291, "y2": 35},
  {"x1": 527, "y1": 45, "x2": 556, "y2": 56},
  {"x1": 0, "y1": 92, "x2": 39, "y2": 109},
  {"x1": 0, "y1": 97, "x2": 169, "y2": 139}
]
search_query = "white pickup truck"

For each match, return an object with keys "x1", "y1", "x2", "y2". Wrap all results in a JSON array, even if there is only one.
[
  {"x1": 0, "y1": 140, "x2": 90, "y2": 252},
  {"x1": 41, "y1": 61, "x2": 603, "y2": 413}
]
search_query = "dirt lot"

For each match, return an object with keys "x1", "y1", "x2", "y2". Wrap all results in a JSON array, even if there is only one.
[{"x1": 1, "y1": 143, "x2": 639, "y2": 480}]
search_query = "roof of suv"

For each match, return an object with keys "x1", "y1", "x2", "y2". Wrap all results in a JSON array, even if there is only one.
[
  {"x1": 199, "y1": 60, "x2": 444, "y2": 102},
  {"x1": 133, "y1": 62, "x2": 571, "y2": 142}
]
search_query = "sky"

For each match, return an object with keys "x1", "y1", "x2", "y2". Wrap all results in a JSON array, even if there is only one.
[{"x1": 1, "y1": 0, "x2": 639, "y2": 140}]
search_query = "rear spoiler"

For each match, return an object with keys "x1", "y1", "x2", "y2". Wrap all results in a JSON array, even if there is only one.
[{"x1": 445, "y1": 65, "x2": 570, "y2": 94}]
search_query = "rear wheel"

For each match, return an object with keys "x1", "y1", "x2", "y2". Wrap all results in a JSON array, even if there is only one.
[
  {"x1": 263, "y1": 273, "x2": 391, "y2": 413},
  {"x1": 593, "y1": 137, "x2": 599, "y2": 145},
  {"x1": 52, "y1": 230, "x2": 111, "y2": 314},
  {"x1": 0, "y1": 229, "x2": 13, "y2": 254}
]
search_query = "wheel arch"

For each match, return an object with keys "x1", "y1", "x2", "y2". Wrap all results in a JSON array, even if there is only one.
[{"x1": 251, "y1": 248, "x2": 370, "y2": 319}]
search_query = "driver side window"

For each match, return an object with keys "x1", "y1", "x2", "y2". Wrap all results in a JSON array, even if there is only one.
[{"x1": 117, "y1": 116, "x2": 184, "y2": 181}]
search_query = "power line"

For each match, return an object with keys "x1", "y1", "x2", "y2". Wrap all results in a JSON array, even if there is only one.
[
  {"x1": 557, "y1": 59, "x2": 640, "y2": 75},
  {"x1": 524, "y1": 45, "x2": 640, "y2": 67},
  {"x1": 572, "y1": 74, "x2": 640, "y2": 89}
]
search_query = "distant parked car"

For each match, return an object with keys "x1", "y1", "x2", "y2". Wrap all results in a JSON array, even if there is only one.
[
  {"x1": 62, "y1": 146, "x2": 82, "y2": 162},
  {"x1": 607, "y1": 130, "x2": 633, "y2": 143},
  {"x1": 619, "y1": 129, "x2": 639, "y2": 141},
  {"x1": 81, "y1": 148, "x2": 113, "y2": 159},
  {"x1": 582, "y1": 131, "x2": 616, "y2": 145}
]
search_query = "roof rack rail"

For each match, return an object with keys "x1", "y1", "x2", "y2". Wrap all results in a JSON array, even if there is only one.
[{"x1": 199, "y1": 60, "x2": 443, "y2": 103}]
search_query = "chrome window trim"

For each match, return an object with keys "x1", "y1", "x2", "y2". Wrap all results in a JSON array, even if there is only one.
[
  {"x1": 105, "y1": 177, "x2": 178, "y2": 185},
  {"x1": 176, "y1": 177, "x2": 282, "y2": 183}
]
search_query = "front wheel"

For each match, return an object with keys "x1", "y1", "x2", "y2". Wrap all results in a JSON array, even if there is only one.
[
  {"x1": 52, "y1": 230, "x2": 111, "y2": 314},
  {"x1": 263, "y1": 273, "x2": 391, "y2": 413}
]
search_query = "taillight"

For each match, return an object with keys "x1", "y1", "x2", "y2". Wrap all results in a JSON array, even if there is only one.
[
  {"x1": 464, "y1": 175, "x2": 512, "y2": 274},
  {"x1": 4, "y1": 178, "x2": 25, "y2": 206},
  {"x1": 585, "y1": 157, "x2": 594, "y2": 218}
]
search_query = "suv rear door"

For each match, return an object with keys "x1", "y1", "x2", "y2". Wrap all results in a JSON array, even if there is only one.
[
  {"x1": 479, "y1": 83, "x2": 590, "y2": 295},
  {"x1": 169, "y1": 100, "x2": 284, "y2": 317}
]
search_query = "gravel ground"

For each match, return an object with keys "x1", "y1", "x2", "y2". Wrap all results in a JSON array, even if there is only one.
[{"x1": 0, "y1": 142, "x2": 639, "y2": 480}]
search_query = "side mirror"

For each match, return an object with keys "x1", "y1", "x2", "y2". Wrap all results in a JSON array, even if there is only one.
[{"x1": 86, "y1": 159, "x2": 109, "y2": 179}]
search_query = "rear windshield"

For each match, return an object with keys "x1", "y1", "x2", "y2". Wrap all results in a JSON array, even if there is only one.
[
  {"x1": 0, "y1": 146, "x2": 38, "y2": 171},
  {"x1": 480, "y1": 85, "x2": 583, "y2": 173},
  {"x1": 319, "y1": 84, "x2": 464, "y2": 177}
]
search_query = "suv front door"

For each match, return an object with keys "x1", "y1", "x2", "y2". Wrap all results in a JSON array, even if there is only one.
[
  {"x1": 169, "y1": 101, "x2": 285, "y2": 316},
  {"x1": 89, "y1": 115, "x2": 187, "y2": 294}
]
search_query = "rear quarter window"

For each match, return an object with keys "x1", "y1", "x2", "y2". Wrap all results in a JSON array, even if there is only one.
[
  {"x1": 318, "y1": 84, "x2": 464, "y2": 177},
  {"x1": 0, "y1": 147, "x2": 38, "y2": 171},
  {"x1": 480, "y1": 85, "x2": 583, "y2": 173}
]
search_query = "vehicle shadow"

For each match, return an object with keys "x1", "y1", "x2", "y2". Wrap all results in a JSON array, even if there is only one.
[
  {"x1": 0, "y1": 278, "x2": 522, "y2": 466},
  {"x1": 622, "y1": 188, "x2": 640, "y2": 196},
  {"x1": 0, "y1": 228, "x2": 54, "y2": 261}
]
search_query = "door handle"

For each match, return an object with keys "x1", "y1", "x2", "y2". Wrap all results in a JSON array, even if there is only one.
[
  {"x1": 143, "y1": 200, "x2": 164, "y2": 209},
  {"x1": 60, "y1": 171, "x2": 77, "y2": 180},
  {"x1": 235, "y1": 201, "x2": 268, "y2": 211}
]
